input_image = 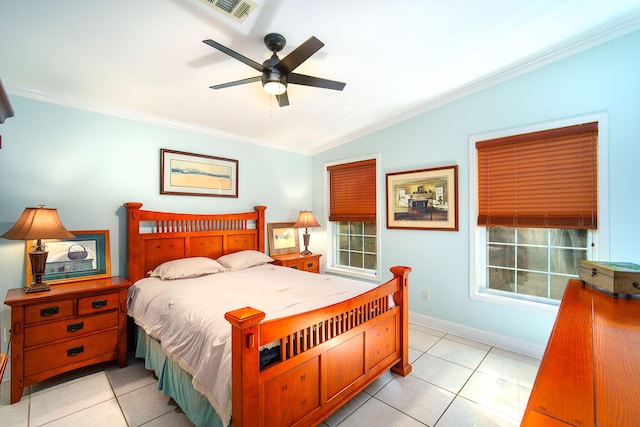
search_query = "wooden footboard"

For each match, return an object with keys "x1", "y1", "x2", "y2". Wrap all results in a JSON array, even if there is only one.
[{"x1": 225, "y1": 266, "x2": 412, "y2": 427}]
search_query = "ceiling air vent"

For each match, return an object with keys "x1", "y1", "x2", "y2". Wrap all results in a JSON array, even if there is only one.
[{"x1": 199, "y1": 0, "x2": 257, "y2": 23}]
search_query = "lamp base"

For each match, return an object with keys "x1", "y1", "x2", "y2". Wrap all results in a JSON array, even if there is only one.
[
  {"x1": 27, "y1": 249, "x2": 51, "y2": 293},
  {"x1": 26, "y1": 281, "x2": 51, "y2": 293},
  {"x1": 300, "y1": 231, "x2": 313, "y2": 255}
]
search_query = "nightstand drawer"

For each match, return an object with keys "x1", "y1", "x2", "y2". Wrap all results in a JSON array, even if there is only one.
[
  {"x1": 78, "y1": 293, "x2": 119, "y2": 315},
  {"x1": 24, "y1": 300, "x2": 74, "y2": 324},
  {"x1": 302, "y1": 258, "x2": 319, "y2": 273},
  {"x1": 24, "y1": 329, "x2": 119, "y2": 376},
  {"x1": 271, "y1": 253, "x2": 322, "y2": 274},
  {"x1": 286, "y1": 260, "x2": 305, "y2": 270},
  {"x1": 25, "y1": 310, "x2": 119, "y2": 347}
]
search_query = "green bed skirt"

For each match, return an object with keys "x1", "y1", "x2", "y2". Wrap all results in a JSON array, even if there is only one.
[{"x1": 135, "y1": 325, "x2": 225, "y2": 427}]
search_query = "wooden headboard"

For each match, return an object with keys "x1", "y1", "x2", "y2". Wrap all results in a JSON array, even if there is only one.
[{"x1": 124, "y1": 202, "x2": 266, "y2": 283}]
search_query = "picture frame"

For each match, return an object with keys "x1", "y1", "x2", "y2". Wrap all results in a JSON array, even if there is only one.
[
  {"x1": 161, "y1": 149, "x2": 238, "y2": 197},
  {"x1": 267, "y1": 222, "x2": 300, "y2": 255},
  {"x1": 25, "y1": 230, "x2": 112, "y2": 285},
  {"x1": 386, "y1": 165, "x2": 458, "y2": 231}
]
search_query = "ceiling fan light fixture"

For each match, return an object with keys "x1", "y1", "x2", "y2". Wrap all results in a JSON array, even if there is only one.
[
  {"x1": 263, "y1": 80, "x2": 287, "y2": 95},
  {"x1": 262, "y1": 67, "x2": 287, "y2": 95}
]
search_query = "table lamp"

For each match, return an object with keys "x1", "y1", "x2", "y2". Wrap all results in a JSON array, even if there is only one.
[
  {"x1": 1, "y1": 206, "x2": 75, "y2": 293},
  {"x1": 293, "y1": 210, "x2": 320, "y2": 255}
]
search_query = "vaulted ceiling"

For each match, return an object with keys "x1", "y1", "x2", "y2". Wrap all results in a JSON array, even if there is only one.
[{"x1": 2, "y1": 1, "x2": 639, "y2": 153}]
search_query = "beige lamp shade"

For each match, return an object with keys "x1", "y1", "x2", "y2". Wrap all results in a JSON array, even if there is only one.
[
  {"x1": 1, "y1": 206, "x2": 75, "y2": 243},
  {"x1": 293, "y1": 211, "x2": 320, "y2": 229}
]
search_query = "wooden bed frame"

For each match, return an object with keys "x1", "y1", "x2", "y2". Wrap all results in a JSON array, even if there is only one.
[{"x1": 125, "y1": 202, "x2": 412, "y2": 427}]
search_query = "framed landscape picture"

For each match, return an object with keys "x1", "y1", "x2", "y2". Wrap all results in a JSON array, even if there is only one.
[
  {"x1": 386, "y1": 165, "x2": 458, "y2": 231},
  {"x1": 161, "y1": 149, "x2": 238, "y2": 197}
]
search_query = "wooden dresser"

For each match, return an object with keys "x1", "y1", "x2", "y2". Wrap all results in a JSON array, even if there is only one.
[
  {"x1": 521, "y1": 279, "x2": 640, "y2": 426},
  {"x1": 4, "y1": 276, "x2": 132, "y2": 404},
  {"x1": 270, "y1": 253, "x2": 321, "y2": 274}
]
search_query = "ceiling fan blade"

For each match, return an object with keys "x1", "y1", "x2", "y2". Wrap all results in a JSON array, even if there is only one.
[
  {"x1": 276, "y1": 91, "x2": 289, "y2": 107},
  {"x1": 209, "y1": 76, "x2": 261, "y2": 90},
  {"x1": 275, "y1": 36, "x2": 324, "y2": 74},
  {"x1": 288, "y1": 73, "x2": 346, "y2": 91},
  {"x1": 203, "y1": 39, "x2": 264, "y2": 72}
]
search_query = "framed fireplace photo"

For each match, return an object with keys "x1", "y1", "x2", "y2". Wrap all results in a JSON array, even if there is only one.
[{"x1": 386, "y1": 165, "x2": 458, "y2": 231}]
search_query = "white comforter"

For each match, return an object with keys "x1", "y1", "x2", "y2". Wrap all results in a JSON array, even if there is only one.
[{"x1": 127, "y1": 263, "x2": 377, "y2": 426}]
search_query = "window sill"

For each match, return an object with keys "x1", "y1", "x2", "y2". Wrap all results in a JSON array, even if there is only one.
[
  {"x1": 325, "y1": 266, "x2": 378, "y2": 282},
  {"x1": 471, "y1": 289, "x2": 560, "y2": 314}
]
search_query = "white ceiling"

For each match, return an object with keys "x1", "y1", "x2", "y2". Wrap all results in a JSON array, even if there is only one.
[{"x1": 2, "y1": 1, "x2": 640, "y2": 154}]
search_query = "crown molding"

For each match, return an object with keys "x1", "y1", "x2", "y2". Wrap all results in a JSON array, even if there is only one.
[{"x1": 4, "y1": 84, "x2": 312, "y2": 155}]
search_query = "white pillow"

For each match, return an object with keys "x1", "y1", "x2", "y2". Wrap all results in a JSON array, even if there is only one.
[
  {"x1": 148, "y1": 257, "x2": 227, "y2": 280},
  {"x1": 216, "y1": 250, "x2": 274, "y2": 271}
]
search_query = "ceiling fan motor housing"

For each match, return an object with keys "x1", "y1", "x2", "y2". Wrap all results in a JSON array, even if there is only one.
[
  {"x1": 262, "y1": 53, "x2": 287, "y2": 93},
  {"x1": 262, "y1": 68, "x2": 286, "y2": 85}
]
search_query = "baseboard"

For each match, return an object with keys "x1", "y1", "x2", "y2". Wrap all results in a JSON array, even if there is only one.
[{"x1": 409, "y1": 311, "x2": 546, "y2": 360}]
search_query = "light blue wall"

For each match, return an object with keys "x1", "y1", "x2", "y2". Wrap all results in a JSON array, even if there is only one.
[
  {"x1": 312, "y1": 29, "x2": 640, "y2": 351},
  {"x1": 0, "y1": 98, "x2": 311, "y2": 354}
]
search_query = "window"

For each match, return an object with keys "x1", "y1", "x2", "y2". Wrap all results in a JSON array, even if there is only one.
[
  {"x1": 471, "y1": 118, "x2": 606, "y2": 307},
  {"x1": 336, "y1": 221, "x2": 377, "y2": 270},
  {"x1": 485, "y1": 227, "x2": 589, "y2": 301},
  {"x1": 326, "y1": 158, "x2": 378, "y2": 278}
]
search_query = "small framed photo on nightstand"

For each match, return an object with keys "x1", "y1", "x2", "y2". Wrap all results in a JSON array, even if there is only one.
[{"x1": 267, "y1": 222, "x2": 300, "y2": 255}]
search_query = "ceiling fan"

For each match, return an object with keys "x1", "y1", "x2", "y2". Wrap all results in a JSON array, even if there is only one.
[{"x1": 203, "y1": 33, "x2": 346, "y2": 107}]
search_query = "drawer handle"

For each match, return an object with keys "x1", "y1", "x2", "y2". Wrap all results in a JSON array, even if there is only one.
[
  {"x1": 40, "y1": 306, "x2": 59, "y2": 317},
  {"x1": 307, "y1": 262, "x2": 313, "y2": 268},
  {"x1": 591, "y1": 268, "x2": 598, "y2": 277},
  {"x1": 67, "y1": 346, "x2": 84, "y2": 357},
  {"x1": 633, "y1": 282, "x2": 640, "y2": 290},
  {"x1": 67, "y1": 322, "x2": 84, "y2": 333},
  {"x1": 91, "y1": 299, "x2": 108, "y2": 309},
  {"x1": 291, "y1": 265, "x2": 299, "y2": 270}
]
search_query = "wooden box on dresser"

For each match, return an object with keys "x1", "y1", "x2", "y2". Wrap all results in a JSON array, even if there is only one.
[
  {"x1": 4, "y1": 276, "x2": 132, "y2": 404},
  {"x1": 270, "y1": 253, "x2": 321, "y2": 273}
]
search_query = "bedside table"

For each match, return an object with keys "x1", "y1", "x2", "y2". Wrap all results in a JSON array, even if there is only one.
[
  {"x1": 4, "y1": 276, "x2": 132, "y2": 404},
  {"x1": 271, "y1": 253, "x2": 321, "y2": 274}
]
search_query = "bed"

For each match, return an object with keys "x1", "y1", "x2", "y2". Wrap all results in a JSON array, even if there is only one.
[{"x1": 124, "y1": 202, "x2": 412, "y2": 427}]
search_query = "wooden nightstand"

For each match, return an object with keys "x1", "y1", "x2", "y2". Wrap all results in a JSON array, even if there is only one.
[
  {"x1": 271, "y1": 253, "x2": 321, "y2": 274},
  {"x1": 4, "y1": 276, "x2": 132, "y2": 404}
]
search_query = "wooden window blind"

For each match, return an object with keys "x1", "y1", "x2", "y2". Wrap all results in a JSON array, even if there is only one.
[
  {"x1": 476, "y1": 122, "x2": 598, "y2": 229},
  {"x1": 328, "y1": 159, "x2": 376, "y2": 222}
]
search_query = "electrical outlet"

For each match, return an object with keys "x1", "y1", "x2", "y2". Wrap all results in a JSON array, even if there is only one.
[{"x1": 422, "y1": 290, "x2": 429, "y2": 301}]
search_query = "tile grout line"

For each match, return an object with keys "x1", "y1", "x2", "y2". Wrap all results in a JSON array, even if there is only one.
[
  {"x1": 104, "y1": 369, "x2": 131, "y2": 426},
  {"x1": 431, "y1": 345, "x2": 494, "y2": 427}
]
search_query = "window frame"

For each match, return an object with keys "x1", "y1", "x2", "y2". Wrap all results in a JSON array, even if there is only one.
[
  {"x1": 324, "y1": 154, "x2": 381, "y2": 281},
  {"x1": 469, "y1": 113, "x2": 609, "y2": 312}
]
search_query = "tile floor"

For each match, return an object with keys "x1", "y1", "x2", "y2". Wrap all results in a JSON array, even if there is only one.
[{"x1": 0, "y1": 323, "x2": 540, "y2": 426}]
